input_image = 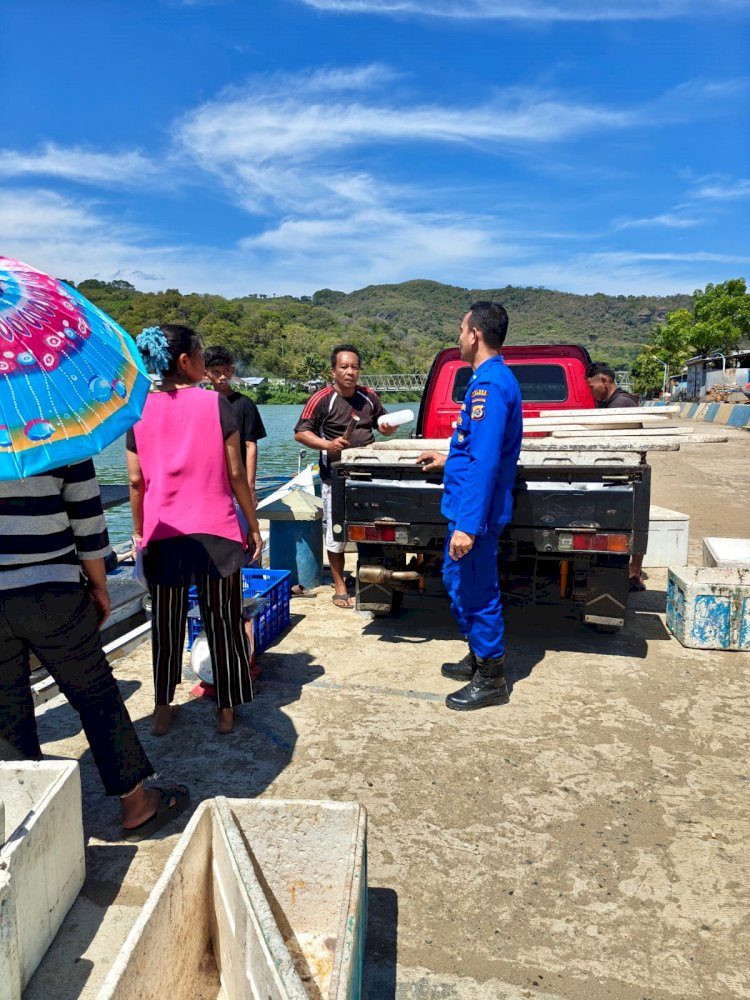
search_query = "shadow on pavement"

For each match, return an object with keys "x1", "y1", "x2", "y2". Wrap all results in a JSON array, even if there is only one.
[
  {"x1": 363, "y1": 886, "x2": 399, "y2": 1000},
  {"x1": 33, "y1": 679, "x2": 142, "y2": 746},
  {"x1": 361, "y1": 588, "x2": 666, "y2": 687}
]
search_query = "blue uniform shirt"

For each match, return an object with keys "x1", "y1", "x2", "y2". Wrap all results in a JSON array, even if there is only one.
[{"x1": 441, "y1": 355, "x2": 523, "y2": 536}]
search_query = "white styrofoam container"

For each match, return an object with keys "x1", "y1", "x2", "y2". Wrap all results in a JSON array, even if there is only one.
[
  {"x1": 98, "y1": 797, "x2": 367, "y2": 1000},
  {"x1": 0, "y1": 870, "x2": 21, "y2": 1000},
  {"x1": 702, "y1": 537, "x2": 750, "y2": 568},
  {"x1": 643, "y1": 504, "x2": 690, "y2": 568},
  {"x1": 666, "y1": 566, "x2": 750, "y2": 650},
  {"x1": 0, "y1": 761, "x2": 85, "y2": 997}
]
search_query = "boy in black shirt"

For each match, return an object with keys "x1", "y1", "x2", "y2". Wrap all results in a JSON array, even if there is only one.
[{"x1": 204, "y1": 346, "x2": 267, "y2": 510}]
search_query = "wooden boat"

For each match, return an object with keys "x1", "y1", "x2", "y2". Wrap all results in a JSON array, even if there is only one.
[
  {"x1": 97, "y1": 797, "x2": 367, "y2": 1000},
  {"x1": 256, "y1": 462, "x2": 316, "y2": 510}
]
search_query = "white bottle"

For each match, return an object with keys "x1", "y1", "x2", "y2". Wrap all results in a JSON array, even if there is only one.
[{"x1": 378, "y1": 408, "x2": 414, "y2": 429}]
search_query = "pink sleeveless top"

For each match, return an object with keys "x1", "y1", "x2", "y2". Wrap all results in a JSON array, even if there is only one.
[{"x1": 133, "y1": 388, "x2": 242, "y2": 547}]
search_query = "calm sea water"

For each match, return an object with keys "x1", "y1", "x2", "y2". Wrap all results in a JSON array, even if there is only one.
[{"x1": 94, "y1": 401, "x2": 413, "y2": 544}]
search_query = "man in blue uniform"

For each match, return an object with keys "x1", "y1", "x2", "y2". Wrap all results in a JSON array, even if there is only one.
[{"x1": 418, "y1": 302, "x2": 523, "y2": 711}]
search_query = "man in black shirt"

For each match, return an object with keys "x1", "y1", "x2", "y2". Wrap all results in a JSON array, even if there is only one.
[
  {"x1": 204, "y1": 346, "x2": 267, "y2": 509},
  {"x1": 585, "y1": 361, "x2": 646, "y2": 590},
  {"x1": 295, "y1": 345, "x2": 396, "y2": 607},
  {"x1": 586, "y1": 362, "x2": 640, "y2": 408}
]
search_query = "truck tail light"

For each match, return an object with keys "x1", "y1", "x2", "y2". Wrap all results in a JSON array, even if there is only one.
[
  {"x1": 348, "y1": 525, "x2": 397, "y2": 542},
  {"x1": 570, "y1": 532, "x2": 630, "y2": 553}
]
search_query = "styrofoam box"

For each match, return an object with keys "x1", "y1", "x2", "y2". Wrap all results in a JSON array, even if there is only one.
[
  {"x1": 0, "y1": 761, "x2": 85, "y2": 997},
  {"x1": 666, "y1": 566, "x2": 750, "y2": 650},
  {"x1": 643, "y1": 504, "x2": 690, "y2": 568},
  {"x1": 702, "y1": 536, "x2": 750, "y2": 568},
  {"x1": 98, "y1": 797, "x2": 367, "y2": 1000}
]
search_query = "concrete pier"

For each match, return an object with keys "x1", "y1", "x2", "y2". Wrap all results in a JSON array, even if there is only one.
[{"x1": 22, "y1": 421, "x2": 750, "y2": 1000}]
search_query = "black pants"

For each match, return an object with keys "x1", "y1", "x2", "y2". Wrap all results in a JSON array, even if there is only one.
[
  {"x1": 150, "y1": 570, "x2": 253, "y2": 711},
  {"x1": 0, "y1": 583, "x2": 154, "y2": 796}
]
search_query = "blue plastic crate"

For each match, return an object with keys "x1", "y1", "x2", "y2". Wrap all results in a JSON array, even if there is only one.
[{"x1": 186, "y1": 568, "x2": 292, "y2": 654}]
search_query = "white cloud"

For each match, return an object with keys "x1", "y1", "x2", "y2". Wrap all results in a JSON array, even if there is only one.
[
  {"x1": 690, "y1": 177, "x2": 750, "y2": 200},
  {"x1": 613, "y1": 213, "x2": 705, "y2": 230},
  {"x1": 0, "y1": 187, "x2": 181, "y2": 287},
  {"x1": 178, "y1": 76, "x2": 633, "y2": 168},
  {"x1": 3, "y1": 66, "x2": 744, "y2": 302},
  {"x1": 0, "y1": 143, "x2": 161, "y2": 187},
  {"x1": 586, "y1": 250, "x2": 750, "y2": 265},
  {"x1": 2, "y1": 183, "x2": 740, "y2": 298},
  {"x1": 296, "y1": 0, "x2": 750, "y2": 21},
  {"x1": 175, "y1": 68, "x2": 637, "y2": 220}
]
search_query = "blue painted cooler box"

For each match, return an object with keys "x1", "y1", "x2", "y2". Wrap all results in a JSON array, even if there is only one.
[{"x1": 667, "y1": 566, "x2": 750, "y2": 650}]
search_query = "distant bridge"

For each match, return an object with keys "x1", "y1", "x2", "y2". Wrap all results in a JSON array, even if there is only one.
[{"x1": 361, "y1": 373, "x2": 428, "y2": 392}]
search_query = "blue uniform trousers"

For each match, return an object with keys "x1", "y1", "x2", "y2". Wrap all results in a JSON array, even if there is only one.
[{"x1": 442, "y1": 525, "x2": 504, "y2": 660}]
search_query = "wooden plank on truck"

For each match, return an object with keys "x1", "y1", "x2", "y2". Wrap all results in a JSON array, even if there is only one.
[
  {"x1": 550, "y1": 426, "x2": 691, "y2": 437},
  {"x1": 525, "y1": 412, "x2": 669, "y2": 426},
  {"x1": 538, "y1": 405, "x2": 681, "y2": 417},
  {"x1": 520, "y1": 438, "x2": 681, "y2": 451}
]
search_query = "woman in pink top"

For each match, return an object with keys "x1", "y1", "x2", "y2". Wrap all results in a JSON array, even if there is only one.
[{"x1": 127, "y1": 325, "x2": 261, "y2": 736}]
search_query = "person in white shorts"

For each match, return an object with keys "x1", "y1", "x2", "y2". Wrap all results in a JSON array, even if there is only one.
[{"x1": 294, "y1": 346, "x2": 396, "y2": 607}]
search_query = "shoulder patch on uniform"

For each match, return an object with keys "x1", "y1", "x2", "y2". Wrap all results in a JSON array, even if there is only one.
[{"x1": 471, "y1": 387, "x2": 488, "y2": 420}]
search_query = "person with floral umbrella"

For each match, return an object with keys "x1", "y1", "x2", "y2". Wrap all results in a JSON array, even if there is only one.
[{"x1": 0, "y1": 258, "x2": 188, "y2": 839}]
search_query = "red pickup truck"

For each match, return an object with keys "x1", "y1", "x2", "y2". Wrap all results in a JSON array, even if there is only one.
[{"x1": 331, "y1": 344, "x2": 650, "y2": 632}]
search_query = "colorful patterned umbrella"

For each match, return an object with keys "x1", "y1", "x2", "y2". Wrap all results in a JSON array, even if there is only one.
[{"x1": 0, "y1": 256, "x2": 150, "y2": 479}]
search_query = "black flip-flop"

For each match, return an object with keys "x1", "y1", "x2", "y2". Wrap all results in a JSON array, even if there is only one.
[
  {"x1": 629, "y1": 577, "x2": 647, "y2": 592},
  {"x1": 122, "y1": 784, "x2": 190, "y2": 842},
  {"x1": 332, "y1": 594, "x2": 354, "y2": 609}
]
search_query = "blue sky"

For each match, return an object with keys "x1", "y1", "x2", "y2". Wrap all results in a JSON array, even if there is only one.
[{"x1": 3, "y1": 0, "x2": 749, "y2": 298}]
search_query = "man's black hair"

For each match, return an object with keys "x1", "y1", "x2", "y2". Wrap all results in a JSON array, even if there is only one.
[
  {"x1": 330, "y1": 344, "x2": 361, "y2": 368},
  {"x1": 204, "y1": 345, "x2": 234, "y2": 368},
  {"x1": 467, "y1": 301, "x2": 509, "y2": 349},
  {"x1": 586, "y1": 362, "x2": 617, "y2": 381}
]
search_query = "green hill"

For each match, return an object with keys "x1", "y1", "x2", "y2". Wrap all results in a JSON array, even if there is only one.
[{"x1": 75, "y1": 277, "x2": 693, "y2": 378}]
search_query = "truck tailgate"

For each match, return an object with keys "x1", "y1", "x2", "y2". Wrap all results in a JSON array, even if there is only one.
[{"x1": 341, "y1": 468, "x2": 444, "y2": 524}]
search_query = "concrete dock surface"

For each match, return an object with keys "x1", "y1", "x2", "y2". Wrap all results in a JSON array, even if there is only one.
[{"x1": 24, "y1": 422, "x2": 750, "y2": 1000}]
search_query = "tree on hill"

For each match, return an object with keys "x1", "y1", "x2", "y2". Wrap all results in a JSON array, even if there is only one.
[
  {"x1": 631, "y1": 278, "x2": 750, "y2": 394},
  {"x1": 71, "y1": 276, "x2": 697, "y2": 383}
]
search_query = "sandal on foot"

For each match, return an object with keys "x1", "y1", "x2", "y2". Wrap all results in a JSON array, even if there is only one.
[
  {"x1": 152, "y1": 704, "x2": 179, "y2": 737},
  {"x1": 122, "y1": 784, "x2": 190, "y2": 842},
  {"x1": 629, "y1": 577, "x2": 646, "y2": 592},
  {"x1": 332, "y1": 593, "x2": 354, "y2": 609}
]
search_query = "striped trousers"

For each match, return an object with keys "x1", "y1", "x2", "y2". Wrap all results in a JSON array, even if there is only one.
[{"x1": 150, "y1": 570, "x2": 253, "y2": 710}]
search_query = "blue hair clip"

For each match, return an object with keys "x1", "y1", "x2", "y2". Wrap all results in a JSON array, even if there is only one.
[{"x1": 136, "y1": 326, "x2": 171, "y2": 377}]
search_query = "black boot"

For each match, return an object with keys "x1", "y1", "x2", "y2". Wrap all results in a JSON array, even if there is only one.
[
  {"x1": 441, "y1": 648, "x2": 477, "y2": 680},
  {"x1": 445, "y1": 654, "x2": 509, "y2": 712}
]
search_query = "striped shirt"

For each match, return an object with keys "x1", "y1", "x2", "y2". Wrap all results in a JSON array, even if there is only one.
[
  {"x1": 294, "y1": 385, "x2": 386, "y2": 481},
  {"x1": 0, "y1": 459, "x2": 111, "y2": 592}
]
